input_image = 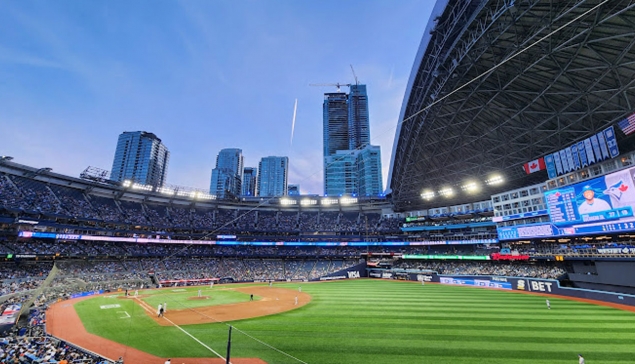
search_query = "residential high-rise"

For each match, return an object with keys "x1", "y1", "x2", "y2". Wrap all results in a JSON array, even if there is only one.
[
  {"x1": 257, "y1": 156, "x2": 288, "y2": 197},
  {"x1": 323, "y1": 92, "x2": 349, "y2": 157},
  {"x1": 324, "y1": 150, "x2": 358, "y2": 195},
  {"x1": 110, "y1": 131, "x2": 169, "y2": 187},
  {"x1": 242, "y1": 167, "x2": 258, "y2": 196},
  {"x1": 210, "y1": 148, "x2": 243, "y2": 198},
  {"x1": 356, "y1": 145, "x2": 383, "y2": 196},
  {"x1": 324, "y1": 145, "x2": 383, "y2": 196},
  {"x1": 347, "y1": 84, "x2": 370, "y2": 150},
  {"x1": 322, "y1": 84, "x2": 381, "y2": 195}
]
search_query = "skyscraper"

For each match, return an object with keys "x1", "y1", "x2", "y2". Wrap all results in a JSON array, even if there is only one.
[
  {"x1": 257, "y1": 156, "x2": 288, "y2": 197},
  {"x1": 110, "y1": 131, "x2": 169, "y2": 187},
  {"x1": 324, "y1": 145, "x2": 383, "y2": 196},
  {"x1": 322, "y1": 84, "x2": 381, "y2": 195},
  {"x1": 347, "y1": 84, "x2": 370, "y2": 150},
  {"x1": 242, "y1": 167, "x2": 258, "y2": 196},
  {"x1": 324, "y1": 150, "x2": 357, "y2": 195},
  {"x1": 356, "y1": 145, "x2": 383, "y2": 196},
  {"x1": 210, "y1": 148, "x2": 243, "y2": 198},
  {"x1": 323, "y1": 92, "x2": 349, "y2": 158}
]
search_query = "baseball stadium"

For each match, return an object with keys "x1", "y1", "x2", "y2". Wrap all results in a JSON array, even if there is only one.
[{"x1": 2, "y1": 1, "x2": 635, "y2": 364}]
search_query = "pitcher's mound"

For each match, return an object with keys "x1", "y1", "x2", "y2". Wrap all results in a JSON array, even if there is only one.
[{"x1": 188, "y1": 296, "x2": 210, "y2": 300}]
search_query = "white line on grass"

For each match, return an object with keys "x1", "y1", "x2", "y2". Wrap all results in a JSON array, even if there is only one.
[
  {"x1": 175, "y1": 303, "x2": 309, "y2": 364},
  {"x1": 133, "y1": 297, "x2": 229, "y2": 363}
]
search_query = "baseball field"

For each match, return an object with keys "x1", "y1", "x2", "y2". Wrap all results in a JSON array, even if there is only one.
[{"x1": 47, "y1": 280, "x2": 635, "y2": 364}]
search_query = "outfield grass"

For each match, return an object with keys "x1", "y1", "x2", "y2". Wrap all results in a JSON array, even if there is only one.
[
  {"x1": 74, "y1": 280, "x2": 635, "y2": 363},
  {"x1": 139, "y1": 287, "x2": 255, "y2": 310}
]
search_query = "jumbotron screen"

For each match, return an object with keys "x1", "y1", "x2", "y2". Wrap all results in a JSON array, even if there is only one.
[{"x1": 498, "y1": 165, "x2": 635, "y2": 240}]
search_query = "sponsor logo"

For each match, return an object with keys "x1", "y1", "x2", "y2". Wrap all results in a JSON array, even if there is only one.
[
  {"x1": 417, "y1": 274, "x2": 433, "y2": 282},
  {"x1": 99, "y1": 304, "x2": 121, "y2": 309},
  {"x1": 347, "y1": 271, "x2": 361, "y2": 279},
  {"x1": 492, "y1": 277, "x2": 508, "y2": 282},
  {"x1": 369, "y1": 272, "x2": 382, "y2": 278},
  {"x1": 381, "y1": 273, "x2": 393, "y2": 279},
  {"x1": 597, "y1": 247, "x2": 635, "y2": 254},
  {"x1": 516, "y1": 280, "x2": 526, "y2": 290},
  {"x1": 530, "y1": 281, "x2": 553, "y2": 292}
]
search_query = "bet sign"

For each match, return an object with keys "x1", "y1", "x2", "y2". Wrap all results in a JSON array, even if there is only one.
[{"x1": 530, "y1": 281, "x2": 553, "y2": 292}]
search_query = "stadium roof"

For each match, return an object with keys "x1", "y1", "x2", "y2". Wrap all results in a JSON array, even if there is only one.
[{"x1": 389, "y1": 0, "x2": 635, "y2": 211}]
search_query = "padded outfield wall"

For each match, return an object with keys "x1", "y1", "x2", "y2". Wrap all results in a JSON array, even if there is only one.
[{"x1": 368, "y1": 269, "x2": 635, "y2": 307}]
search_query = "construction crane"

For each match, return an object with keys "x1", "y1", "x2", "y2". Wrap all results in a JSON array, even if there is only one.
[
  {"x1": 308, "y1": 82, "x2": 351, "y2": 92},
  {"x1": 350, "y1": 64, "x2": 359, "y2": 85},
  {"x1": 310, "y1": 66, "x2": 360, "y2": 91}
]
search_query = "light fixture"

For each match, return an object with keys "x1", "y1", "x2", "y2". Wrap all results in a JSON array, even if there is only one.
[
  {"x1": 420, "y1": 190, "x2": 435, "y2": 200},
  {"x1": 485, "y1": 175, "x2": 504, "y2": 185}
]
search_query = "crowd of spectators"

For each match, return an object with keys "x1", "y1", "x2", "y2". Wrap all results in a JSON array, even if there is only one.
[
  {"x1": 0, "y1": 173, "x2": 404, "y2": 235},
  {"x1": 392, "y1": 260, "x2": 566, "y2": 279},
  {"x1": 0, "y1": 308, "x2": 111, "y2": 363}
]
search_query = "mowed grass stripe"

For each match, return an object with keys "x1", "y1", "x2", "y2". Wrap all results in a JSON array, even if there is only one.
[{"x1": 74, "y1": 280, "x2": 635, "y2": 364}]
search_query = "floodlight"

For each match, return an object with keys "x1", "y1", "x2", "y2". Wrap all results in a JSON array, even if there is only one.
[
  {"x1": 340, "y1": 197, "x2": 358, "y2": 205},
  {"x1": 321, "y1": 198, "x2": 337, "y2": 205},
  {"x1": 461, "y1": 181, "x2": 480, "y2": 193},
  {"x1": 438, "y1": 187, "x2": 454, "y2": 197},
  {"x1": 420, "y1": 190, "x2": 435, "y2": 200},
  {"x1": 485, "y1": 175, "x2": 504, "y2": 185}
]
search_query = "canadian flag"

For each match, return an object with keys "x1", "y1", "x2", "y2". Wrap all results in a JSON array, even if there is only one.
[{"x1": 523, "y1": 157, "x2": 546, "y2": 174}]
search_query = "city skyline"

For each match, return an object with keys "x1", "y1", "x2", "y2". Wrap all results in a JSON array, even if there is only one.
[{"x1": 0, "y1": 1, "x2": 434, "y2": 195}]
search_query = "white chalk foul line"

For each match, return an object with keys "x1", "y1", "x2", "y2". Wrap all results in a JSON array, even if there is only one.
[{"x1": 133, "y1": 297, "x2": 228, "y2": 363}]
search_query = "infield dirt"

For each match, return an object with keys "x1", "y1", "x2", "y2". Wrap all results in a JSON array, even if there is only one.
[{"x1": 46, "y1": 285, "x2": 311, "y2": 364}]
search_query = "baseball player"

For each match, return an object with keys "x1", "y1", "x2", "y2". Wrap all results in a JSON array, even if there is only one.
[
  {"x1": 295, "y1": 296, "x2": 298, "y2": 305},
  {"x1": 578, "y1": 354, "x2": 585, "y2": 364},
  {"x1": 198, "y1": 289, "x2": 202, "y2": 297},
  {"x1": 546, "y1": 299, "x2": 551, "y2": 309},
  {"x1": 157, "y1": 304, "x2": 163, "y2": 317}
]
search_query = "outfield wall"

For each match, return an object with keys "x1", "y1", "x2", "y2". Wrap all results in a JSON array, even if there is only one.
[{"x1": 368, "y1": 269, "x2": 635, "y2": 307}]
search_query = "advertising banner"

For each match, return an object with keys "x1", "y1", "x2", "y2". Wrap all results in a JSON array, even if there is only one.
[
  {"x1": 403, "y1": 274, "x2": 635, "y2": 307},
  {"x1": 70, "y1": 290, "x2": 104, "y2": 299}
]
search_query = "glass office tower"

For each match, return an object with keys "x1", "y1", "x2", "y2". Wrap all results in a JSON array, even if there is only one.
[
  {"x1": 242, "y1": 167, "x2": 258, "y2": 196},
  {"x1": 110, "y1": 131, "x2": 169, "y2": 187},
  {"x1": 210, "y1": 148, "x2": 244, "y2": 198},
  {"x1": 257, "y1": 156, "x2": 289, "y2": 197}
]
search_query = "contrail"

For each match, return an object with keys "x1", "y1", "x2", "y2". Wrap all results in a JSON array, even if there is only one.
[{"x1": 290, "y1": 98, "x2": 298, "y2": 146}]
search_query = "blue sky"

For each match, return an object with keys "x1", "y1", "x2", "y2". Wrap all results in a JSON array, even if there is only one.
[{"x1": 0, "y1": 1, "x2": 433, "y2": 195}]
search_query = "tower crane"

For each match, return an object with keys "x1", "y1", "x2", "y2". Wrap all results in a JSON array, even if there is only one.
[
  {"x1": 350, "y1": 64, "x2": 359, "y2": 85},
  {"x1": 308, "y1": 82, "x2": 351, "y2": 92}
]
